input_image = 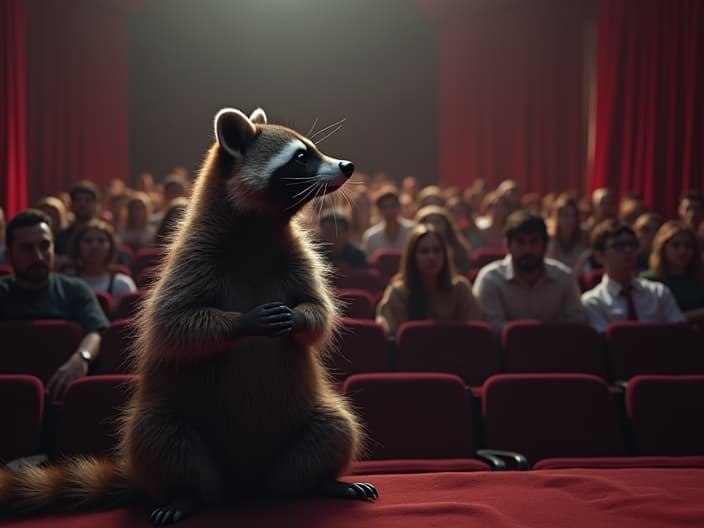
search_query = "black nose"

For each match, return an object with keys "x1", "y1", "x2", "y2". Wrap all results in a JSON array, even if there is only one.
[{"x1": 339, "y1": 161, "x2": 354, "y2": 178}]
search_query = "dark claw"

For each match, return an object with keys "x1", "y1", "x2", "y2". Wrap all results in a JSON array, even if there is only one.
[
  {"x1": 149, "y1": 499, "x2": 194, "y2": 526},
  {"x1": 319, "y1": 480, "x2": 378, "y2": 502}
]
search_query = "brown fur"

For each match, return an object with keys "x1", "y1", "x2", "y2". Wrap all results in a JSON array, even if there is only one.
[{"x1": 0, "y1": 114, "x2": 363, "y2": 516}]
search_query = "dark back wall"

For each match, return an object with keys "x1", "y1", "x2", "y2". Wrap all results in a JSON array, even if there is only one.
[{"x1": 128, "y1": 0, "x2": 438, "y2": 186}]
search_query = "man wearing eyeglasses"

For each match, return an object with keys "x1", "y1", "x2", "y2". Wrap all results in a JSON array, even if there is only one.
[{"x1": 581, "y1": 220, "x2": 684, "y2": 332}]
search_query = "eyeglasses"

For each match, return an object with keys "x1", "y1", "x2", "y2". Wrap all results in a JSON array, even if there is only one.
[{"x1": 605, "y1": 240, "x2": 638, "y2": 252}]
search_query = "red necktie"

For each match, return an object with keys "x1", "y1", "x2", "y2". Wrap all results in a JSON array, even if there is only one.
[{"x1": 621, "y1": 283, "x2": 638, "y2": 321}]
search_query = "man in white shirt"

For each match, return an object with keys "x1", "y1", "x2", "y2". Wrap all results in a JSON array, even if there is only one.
[
  {"x1": 362, "y1": 186, "x2": 415, "y2": 256},
  {"x1": 581, "y1": 220, "x2": 685, "y2": 332},
  {"x1": 473, "y1": 210, "x2": 587, "y2": 331}
]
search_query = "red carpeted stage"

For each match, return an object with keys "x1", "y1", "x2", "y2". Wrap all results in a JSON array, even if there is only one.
[{"x1": 2, "y1": 468, "x2": 703, "y2": 527}]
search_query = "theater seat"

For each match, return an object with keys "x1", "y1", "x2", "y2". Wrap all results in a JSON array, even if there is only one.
[
  {"x1": 0, "y1": 320, "x2": 83, "y2": 385},
  {"x1": 343, "y1": 372, "x2": 489, "y2": 473},
  {"x1": 396, "y1": 321, "x2": 499, "y2": 390},
  {"x1": 0, "y1": 375, "x2": 44, "y2": 463},
  {"x1": 333, "y1": 269, "x2": 385, "y2": 294},
  {"x1": 605, "y1": 322, "x2": 704, "y2": 381},
  {"x1": 501, "y1": 321, "x2": 607, "y2": 378},
  {"x1": 626, "y1": 375, "x2": 704, "y2": 456},
  {"x1": 112, "y1": 290, "x2": 147, "y2": 321},
  {"x1": 55, "y1": 374, "x2": 136, "y2": 457},
  {"x1": 95, "y1": 319, "x2": 136, "y2": 374},
  {"x1": 482, "y1": 373, "x2": 627, "y2": 468},
  {"x1": 368, "y1": 249, "x2": 403, "y2": 284},
  {"x1": 470, "y1": 248, "x2": 506, "y2": 269},
  {"x1": 325, "y1": 319, "x2": 391, "y2": 385},
  {"x1": 336, "y1": 289, "x2": 376, "y2": 319},
  {"x1": 94, "y1": 290, "x2": 114, "y2": 318}
]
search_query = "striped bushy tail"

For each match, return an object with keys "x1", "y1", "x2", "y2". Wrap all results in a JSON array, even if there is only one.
[{"x1": 0, "y1": 457, "x2": 136, "y2": 516}]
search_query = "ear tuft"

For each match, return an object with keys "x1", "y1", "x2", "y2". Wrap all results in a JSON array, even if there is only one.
[
  {"x1": 214, "y1": 108, "x2": 257, "y2": 158},
  {"x1": 249, "y1": 108, "x2": 267, "y2": 125}
]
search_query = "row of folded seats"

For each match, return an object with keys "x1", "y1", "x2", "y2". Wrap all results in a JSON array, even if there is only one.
[
  {"x1": 1, "y1": 319, "x2": 703, "y2": 389},
  {"x1": 2, "y1": 372, "x2": 703, "y2": 473}
]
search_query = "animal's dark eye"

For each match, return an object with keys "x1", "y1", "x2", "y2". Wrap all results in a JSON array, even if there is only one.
[{"x1": 294, "y1": 149, "x2": 307, "y2": 163}]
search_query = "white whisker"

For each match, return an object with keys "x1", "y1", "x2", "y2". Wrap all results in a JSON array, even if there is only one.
[
  {"x1": 314, "y1": 123, "x2": 344, "y2": 146},
  {"x1": 307, "y1": 117, "x2": 319, "y2": 137},
  {"x1": 310, "y1": 117, "x2": 346, "y2": 140},
  {"x1": 286, "y1": 183, "x2": 321, "y2": 211}
]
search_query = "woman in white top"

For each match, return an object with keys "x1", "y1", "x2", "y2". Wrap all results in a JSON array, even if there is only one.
[{"x1": 66, "y1": 219, "x2": 137, "y2": 304}]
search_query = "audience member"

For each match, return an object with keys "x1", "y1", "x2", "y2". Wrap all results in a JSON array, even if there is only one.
[
  {"x1": 118, "y1": 193, "x2": 155, "y2": 250},
  {"x1": 497, "y1": 179, "x2": 522, "y2": 213},
  {"x1": 417, "y1": 185, "x2": 446, "y2": 208},
  {"x1": 35, "y1": 196, "x2": 69, "y2": 234},
  {"x1": 640, "y1": 221, "x2": 704, "y2": 321},
  {"x1": 584, "y1": 187, "x2": 617, "y2": 232},
  {"x1": 476, "y1": 191, "x2": 510, "y2": 249},
  {"x1": 362, "y1": 186, "x2": 415, "y2": 255},
  {"x1": 318, "y1": 210, "x2": 368, "y2": 274},
  {"x1": 678, "y1": 190, "x2": 703, "y2": 233},
  {"x1": 0, "y1": 209, "x2": 109, "y2": 401},
  {"x1": 376, "y1": 224, "x2": 480, "y2": 336},
  {"x1": 581, "y1": 220, "x2": 684, "y2": 332},
  {"x1": 473, "y1": 209, "x2": 587, "y2": 331},
  {"x1": 415, "y1": 205, "x2": 472, "y2": 274},
  {"x1": 447, "y1": 195, "x2": 483, "y2": 250},
  {"x1": 619, "y1": 195, "x2": 647, "y2": 226},
  {"x1": 545, "y1": 194, "x2": 588, "y2": 271},
  {"x1": 64, "y1": 219, "x2": 137, "y2": 304},
  {"x1": 633, "y1": 212, "x2": 664, "y2": 271},
  {"x1": 54, "y1": 180, "x2": 101, "y2": 257}
]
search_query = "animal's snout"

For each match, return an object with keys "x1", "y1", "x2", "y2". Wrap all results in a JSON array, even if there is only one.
[{"x1": 339, "y1": 161, "x2": 354, "y2": 178}]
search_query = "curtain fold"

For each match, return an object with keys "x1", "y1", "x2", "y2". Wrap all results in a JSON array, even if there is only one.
[
  {"x1": 0, "y1": 0, "x2": 28, "y2": 218},
  {"x1": 25, "y1": 0, "x2": 130, "y2": 204},
  {"x1": 591, "y1": 0, "x2": 704, "y2": 218},
  {"x1": 427, "y1": 0, "x2": 589, "y2": 196}
]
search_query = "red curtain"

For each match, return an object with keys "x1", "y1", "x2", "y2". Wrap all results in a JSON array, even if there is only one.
[
  {"x1": 25, "y1": 0, "x2": 131, "y2": 205},
  {"x1": 591, "y1": 0, "x2": 704, "y2": 218},
  {"x1": 0, "y1": 0, "x2": 28, "y2": 218},
  {"x1": 422, "y1": 0, "x2": 590, "y2": 196}
]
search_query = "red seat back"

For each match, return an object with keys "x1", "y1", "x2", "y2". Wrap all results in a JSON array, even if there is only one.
[
  {"x1": 482, "y1": 373, "x2": 626, "y2": 465},
  {"x1": 626, "y1": 375, "x2": 704, "y2": 456},
  {"x1": 501, "y1": 321, "x2": 607, "y2": 378},
  {"x1": 0, "y1": 375, "x2": 44, "y2": 462},
  {"x1": 0, "y1": 320, "x2": 83, "y2": 384},
  {"x1": 333, "y1": 268, "x2": 385, "y2": 294},
  {"x1": 95, "y1": 319, "x2": 136, "y2": 374},
  {"x1": 112, "y1": 289, "x2": 147, "y2": 320},
  {"x1": 94, "y1": 290, "x2": 114, "y2": 318},
  {"x1": 469, "y1": 248, "x2": 506, "y2": 269},
  {"x1": 336, "y1": 289, "x2": 376, "y2": 319},
  {"x1": 132, "y1": 247, "x2": 164, "y2": 276},
  {"x1": 368, "y1": 249, "x2": 403, "y2": 284},
  {"x1": 325, "y1": 318, "x2": 390, "y2": 384},
  {"x1": 606, "y1": 322, "x2": 704, "y2": 381},
  {"x1": 56, "y1": 374, "x2": 136, "y2": 457},
  {"x1": 396, "y1": 321, "x2": 499, "y2": 387},
  {"x1": 343, "y1": 372, "x2": 477, "y2": 460}
]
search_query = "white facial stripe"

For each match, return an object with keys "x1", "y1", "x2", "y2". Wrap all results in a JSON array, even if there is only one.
[{"x1": 261, "y1": 139, "x2": 307, "y2": 179}]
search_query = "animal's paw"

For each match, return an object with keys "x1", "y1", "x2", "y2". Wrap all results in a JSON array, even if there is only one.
[
  {"x1": 318, "y1": 480, "x2": 379, "y2": 501},
  {"x1": 149, "y1": 497, "x2": 195, "y2": 526}
]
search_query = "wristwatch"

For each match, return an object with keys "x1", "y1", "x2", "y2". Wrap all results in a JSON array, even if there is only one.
[{"x1": 79, "y1": 349, "x2": 93, "y2": 364}]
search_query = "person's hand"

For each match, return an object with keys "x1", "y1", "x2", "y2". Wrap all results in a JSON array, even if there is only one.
[
  {"x1": 46, "y1": 353, "x2": 89, "y2": 402},
  {"x1": 236, "y1": 302, "x2": 295, "y2": 338}
]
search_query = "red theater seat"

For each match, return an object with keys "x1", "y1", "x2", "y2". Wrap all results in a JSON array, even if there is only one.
[
  {"x1": 501, "y1": 321, "x2": 607, "y2": 378},
  {"x1": 131, "y1": 247, "x2": 164, "y2": 276},
  {"x1": 343, "y1": 372, "x2": 488, "y2": 473},
  {"x1": 0, "y1": 375, "x2": 44, "y2": 463},
  {"x1": 0, "y1": 320, "x2": 83, "y2": 385},
  {"x1": 333, "y1": 268, "x2": 385, "y2": 294},
  {"x1": 396, "y1": 321, "x2": 499, "y2": 389},
  {"x1": 470, "y1": 248, "x2": 506, "y2": 269},
  {"x1": 579, "y1": 269, "x2": 605, "y2": 292},
  {"x1": 325, "y1": 319, "x2": 390, "y2": 385},
  {"x1": 55, "y1": 374, "x2": 136, "y2": 457},
  {"x1": 367, "y1": 249, "x2": 403, "y2": 284},
  {"x1": 482, "y1": 373, "x2": 627, "y2": 468},
  {"x1": 336, "y1": 289, "x2": 376, "y2": 319},
  {"x1": 626, "y1": 375, "x2": 704, "y2": 456},
  {"x1": 112, "y1": 289, "x2": 147, "y2": 320},
  {"x1": 605, "y1": 322, "x2": 704, "y2": 381},
  {"x1": 94, "y1": 290, "x2": 114, "y2": 318},
  {"x1": 95, "y1": 319, "x2": 136, "y2": 375}
]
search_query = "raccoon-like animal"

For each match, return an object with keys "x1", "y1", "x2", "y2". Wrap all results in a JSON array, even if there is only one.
[{"x1": 0, "y1": 108, "x2": 376, "y2": 525}]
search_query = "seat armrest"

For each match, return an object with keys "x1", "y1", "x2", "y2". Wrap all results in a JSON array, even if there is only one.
[{"x1": 476, "y1": 449, "x2": 529, "y2": 470}]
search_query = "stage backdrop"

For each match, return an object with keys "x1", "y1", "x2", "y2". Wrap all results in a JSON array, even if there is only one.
[{"x1": 591, "y1": 0, "x2": 704, "y2": 219}]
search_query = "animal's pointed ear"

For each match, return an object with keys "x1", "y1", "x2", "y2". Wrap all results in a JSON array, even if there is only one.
[
  {"x1": 214, "y1": 108, "x2": 257, "y2": 158},
  {"x1": 249, "y1": 108, "x2": 267, "y2": 125}
]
